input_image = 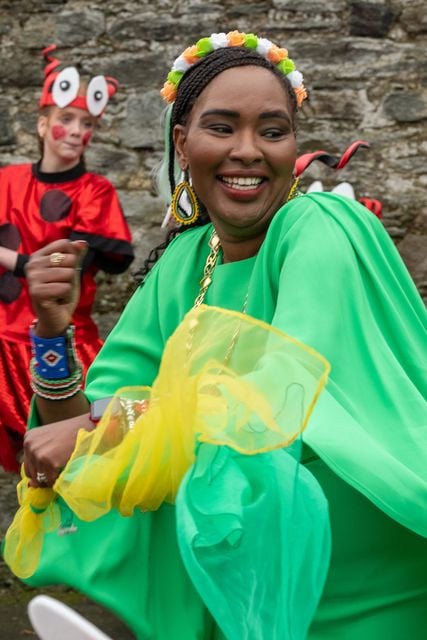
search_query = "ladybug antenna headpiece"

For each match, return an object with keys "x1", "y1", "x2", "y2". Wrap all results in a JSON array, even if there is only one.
[
  {"x1": 42, "y1": 44, "x2": 61, "y2": 78},
  {"x1": 39, "y1": 44, "x2": 118, "y2": 117}
]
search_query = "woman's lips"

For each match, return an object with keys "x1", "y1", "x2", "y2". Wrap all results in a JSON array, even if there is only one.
[{"x1": 217, "y1": 175, "x2": 267, "y2": 198}]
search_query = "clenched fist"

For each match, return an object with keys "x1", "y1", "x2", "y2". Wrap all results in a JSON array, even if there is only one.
[{"x1": 26, "y1": 239, "x2": 88, "y2": 337}]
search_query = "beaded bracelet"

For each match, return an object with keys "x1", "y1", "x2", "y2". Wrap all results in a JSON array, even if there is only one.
[
  {"x1": 30, "y1": 376, "x2": 83, "y2": 400},
  {"x1": 29, "y1": 322, "x2": 83, "y2": 400},
  {"x1": 29, "y1": 357, "x2": 82, "y2": 385},
  {"x1": 29, "y1": 322, "x2": 78, "y2": 379},
  {"x1": 30, "y1": 360, "x2": 83, "y2": 400}
]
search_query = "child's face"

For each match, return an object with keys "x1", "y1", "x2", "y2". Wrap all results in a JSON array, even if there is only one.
[{"x1": 37, "y1": 106, "x2": 97, "y2": 170}]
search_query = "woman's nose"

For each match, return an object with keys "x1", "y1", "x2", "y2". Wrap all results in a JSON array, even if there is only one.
[{"x1": 229, "y1": 131, "x2": 262, "y2": 164}]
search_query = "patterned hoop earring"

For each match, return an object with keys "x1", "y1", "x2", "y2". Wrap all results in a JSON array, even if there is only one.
[
  {"x1": 286, "y1": 177, "x2": 301, "y2": 202},
  {"x1": 170, "y1": 173, "x2": 200, "y2": 225}
]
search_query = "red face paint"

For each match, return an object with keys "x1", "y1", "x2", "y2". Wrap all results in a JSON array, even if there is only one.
[
  {"x1": 52, "y1": 125, "x2": 66, "y2": 140},
  {"x1": 82, "y1": 131, "x2": 93, "y2": 146}
]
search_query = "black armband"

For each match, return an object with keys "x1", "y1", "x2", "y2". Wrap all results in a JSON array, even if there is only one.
[{"x1": 13, "y1": 253, "x2": 30, "y2": 278}]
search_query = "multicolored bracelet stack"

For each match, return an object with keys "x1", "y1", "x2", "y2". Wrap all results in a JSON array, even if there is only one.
[{"x1": 29, "y1": 323, "x2": 83, "y2": 400}]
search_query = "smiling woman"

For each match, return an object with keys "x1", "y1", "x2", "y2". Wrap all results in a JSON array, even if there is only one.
[
  {"x1": 4, "y1": 31, "x2": 427, "y2": 640},
  {"x1": 173, "y1": 66, "x2": 297, "y2": 260}
]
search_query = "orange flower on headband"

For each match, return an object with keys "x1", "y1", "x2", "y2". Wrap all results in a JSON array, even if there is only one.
[
  {"x1": 160, "y1": 81, "x2": 177, "y2": 103},
  {"x1": 227, "y1": 31, "x2": 246, "y2": 46},
  {"x1": 182, "y1": 45, "x2": 200, "y2": 65},
  {"x1": 295, "y1": 86, "x2": 308, "y2": 108},
  {"x1": 267, "y1": 45, "x2": 288, "y2": 64}
]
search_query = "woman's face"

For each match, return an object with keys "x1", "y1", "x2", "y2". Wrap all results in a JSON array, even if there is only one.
[
  {"x1": 174, "y1": 65, "x2": 297, "y2": 252},
  {"x1": 37, "y1": 106, "x2": 96, "y2": 171}
]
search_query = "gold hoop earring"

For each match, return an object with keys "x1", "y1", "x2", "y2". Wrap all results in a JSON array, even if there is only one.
[
  {"x1": 170, "y1": 176, "x2": 200, "y2": 225},
  {"x1": 287, "y1": 177, "x2": 301, "y2": 202}
]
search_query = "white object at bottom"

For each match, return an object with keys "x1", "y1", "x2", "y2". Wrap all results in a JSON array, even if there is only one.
[{"x1": 27, "y1": 595, "x2": 113, "y2": 640}]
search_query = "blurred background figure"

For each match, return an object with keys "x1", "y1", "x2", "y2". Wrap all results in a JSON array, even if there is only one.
[{"x1": 0, "y1": 45, "x2": 134, "y2": 473}]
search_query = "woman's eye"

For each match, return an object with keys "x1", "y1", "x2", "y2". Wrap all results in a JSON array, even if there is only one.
[
  {"x1": 263, "y1": 128, "x2": 286, "y2": 139},
  {"x1": 208, "y1": 124, "x2": 232, "y2": 134}
]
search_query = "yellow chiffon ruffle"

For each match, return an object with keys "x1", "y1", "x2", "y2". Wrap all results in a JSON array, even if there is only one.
[
  {"x1": 3, "y1": 474, "x2": 60, "y2": 579},
  {"x1": 4, "y1": 305, "x2": 330, "y2": 578}
]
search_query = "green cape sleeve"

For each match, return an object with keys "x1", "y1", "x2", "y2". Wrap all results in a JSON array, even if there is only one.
[{"x1": 248, "y1": 192, "x2": 426, "y2": 536}]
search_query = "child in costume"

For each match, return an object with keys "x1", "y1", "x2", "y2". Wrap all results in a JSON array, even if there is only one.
[
  {"x1": 4, "y1": 32, "x2": 427, "y2": 640},
  {"x1": 0, "y1": 45, "x2": 134, "y2": 472}
]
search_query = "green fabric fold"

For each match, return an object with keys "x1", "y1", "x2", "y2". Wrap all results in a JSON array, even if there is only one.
[{"x1": 177, "y1": 443, "x2": 331, "y2": 640}]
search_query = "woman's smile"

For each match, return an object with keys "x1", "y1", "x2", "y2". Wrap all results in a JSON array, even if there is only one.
[{"x1": 217, "y1": 173, "x2": 267, "y2": 198}]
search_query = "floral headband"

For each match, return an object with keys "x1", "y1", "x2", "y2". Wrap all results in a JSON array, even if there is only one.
[{"x1": 161, "y1": 31, "x2": 307, "y2": 107}]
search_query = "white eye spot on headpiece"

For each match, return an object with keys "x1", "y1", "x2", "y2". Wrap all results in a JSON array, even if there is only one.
[
  {"x1": 87, "y1": 76, "x2": 109, "y2": 116},
  {"x1": 52, "y1": 67, "x2": 80, "y2": 108}
]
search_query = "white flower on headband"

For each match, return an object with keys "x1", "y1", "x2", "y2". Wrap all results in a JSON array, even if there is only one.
[
  {"x1": 210, "y1": 33, "x2": 228, "y2": 49},
  {"x1": 172, "y1": 56, "x2": 191, "y2": 73},
  {"x1": 256, "y1": 38, "x2": 274, "y2": 56},
  {"x1": 288, "y1": 70, "x2": 304, "y2": 89}
]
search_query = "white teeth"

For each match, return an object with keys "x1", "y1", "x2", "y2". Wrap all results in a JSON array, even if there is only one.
[{"x1": 221, "y1": 176, "x2": 263, "y2": 189}]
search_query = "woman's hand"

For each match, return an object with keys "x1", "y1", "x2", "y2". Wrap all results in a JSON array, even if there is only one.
[
  {"x1": 26, "y1": 239, "x2": 88, "y2": 337},
  {"x1": 24, "y1": 413, "x2": 95, "y2": 487}
]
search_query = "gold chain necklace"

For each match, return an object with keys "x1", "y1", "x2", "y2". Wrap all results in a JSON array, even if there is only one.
[
  {"x1": 189, "y1": 184, "x2": 300, "y2": 355},
  {"x1": 191, "y1": 229, "x2": 248, "y2": 364},
  {"x1": 193, "y1": 179, "x2": 301, "y2": 309},
  {"x1": 193, "y1": 230, "x2": 221, "y2": 308},
  {"x1": 193, "y1": 228, "x2": 249, "y2": 314},
  {"x1": 194, "y1": 180, "x2": 301, "y2": 307}
]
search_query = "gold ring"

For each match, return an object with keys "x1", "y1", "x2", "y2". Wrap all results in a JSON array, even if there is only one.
[{"x1": 49, "y1": 252, "x2": 65, "y2": 266}]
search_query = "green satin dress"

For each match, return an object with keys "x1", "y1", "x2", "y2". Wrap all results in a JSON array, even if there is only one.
[{"x1": 21, "y1": 193, "x2": 427, "y2": 638}]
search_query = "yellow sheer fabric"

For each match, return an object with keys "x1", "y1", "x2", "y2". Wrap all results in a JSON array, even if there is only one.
[
  {"x1": 5, "y1": 305, "x2": 329, "y2": 578},
  {"x1": 4, "y1": 475, "x2": 60, "y2": 579},
  {"x1": 56, "y1": 306, "x2": 329, "y2": 516}
]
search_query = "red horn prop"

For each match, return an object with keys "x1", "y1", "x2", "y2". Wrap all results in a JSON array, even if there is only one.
[{"x1": 294, "y1": 141, "x2": 370, "y2": 178}]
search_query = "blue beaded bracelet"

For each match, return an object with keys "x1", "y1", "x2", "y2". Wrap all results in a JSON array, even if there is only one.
[{"x1": 29, "y1": 323, "x2": 78, "y2": 380}]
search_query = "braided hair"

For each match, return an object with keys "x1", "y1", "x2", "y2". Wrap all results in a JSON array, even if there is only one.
[{"x1": 136, "y1": 46, "x2": 298, "y2": 280}]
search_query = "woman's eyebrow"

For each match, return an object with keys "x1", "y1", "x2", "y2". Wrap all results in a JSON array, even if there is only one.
[
  {"x1": 199, "y1": 109, "x2": 291, "y2": 124},
  {"x1": 200, "y1": 109, "x2": 239, "y2": 118},
  {"x1": 259, "y1": 110, "x2": 291, "y2": 123}
]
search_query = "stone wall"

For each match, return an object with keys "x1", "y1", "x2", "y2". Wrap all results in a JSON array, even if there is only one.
[{"x1": 1, "y1": 0, "x2": 426, "y2": 335}]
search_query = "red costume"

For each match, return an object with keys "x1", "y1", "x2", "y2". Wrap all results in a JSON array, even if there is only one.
[{"x1": 0, "y1": 160, "x2": 134, "y2": 471}]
